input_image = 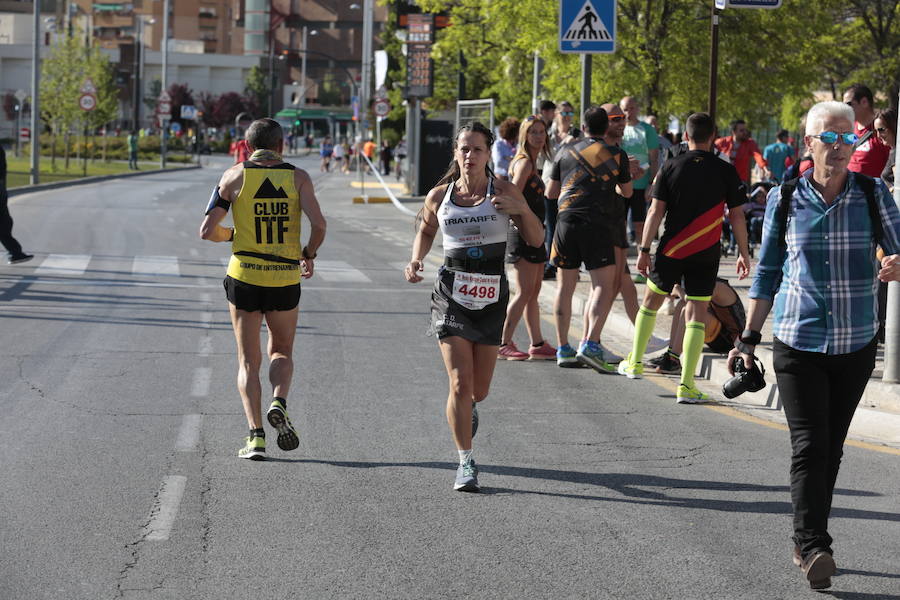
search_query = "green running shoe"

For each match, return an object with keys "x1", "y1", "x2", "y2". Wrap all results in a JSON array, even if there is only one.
[
  {"x1": 617, "y1": 352, "x2": 644, "y2": 379},
  {"x1": 676, "y1": 384, "x2": 710, "y2": 404},
  {"x1": 266, "y1": 399, "x2": 300, "y2": 451},
  {"x1": 238, "y1": 435, "x2": 266, "y2": 460}
]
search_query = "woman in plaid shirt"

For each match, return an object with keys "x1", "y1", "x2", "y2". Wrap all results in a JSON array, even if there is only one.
[{"x1": 731, "y1": 101, "x2": 900, "y2": 591}]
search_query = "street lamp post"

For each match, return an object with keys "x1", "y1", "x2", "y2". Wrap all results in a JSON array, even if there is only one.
[
  {"x1": 132, "y1": 16, "x2": 155, "y2": 131},
  {"x1": 30, "y1": 0, "x2": 40, "y2": 185},
  {"x1": 160, "y1": 0, "x2": 169, "y2": 169}
]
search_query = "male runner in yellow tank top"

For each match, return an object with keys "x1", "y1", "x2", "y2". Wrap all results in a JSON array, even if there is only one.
[{"x1": 200, "y1": 118, "x2": 326, "y2": 460}]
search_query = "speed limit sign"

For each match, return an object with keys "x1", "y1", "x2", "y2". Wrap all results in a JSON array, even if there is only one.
[
  {"x1": 374, "y1": 99, "x2": 391, "y2": 117},
  {"x1": 79, "y1": 93, "x2": 97, "y2": 112}
]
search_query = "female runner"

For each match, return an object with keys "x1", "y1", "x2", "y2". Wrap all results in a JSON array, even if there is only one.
[{"x1": 404, "y1": 122, "x2": 543, "y2": 492}]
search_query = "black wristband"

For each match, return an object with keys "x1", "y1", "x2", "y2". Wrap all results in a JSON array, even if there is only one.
[
  {"x1": 302, "y1": 246, "x2": 317, "y2": 259},
  {"x1": 639, "y1": 246, "x2": 652, "y2": 254},
  {"x1": 734, "y1": 339, "x2": 756, "y2": 356},
  {"x1": 740, "y1": 329, "x2": 762, "y2": 345}
]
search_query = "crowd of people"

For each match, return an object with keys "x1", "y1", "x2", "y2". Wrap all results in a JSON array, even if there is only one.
[{"x1": 403, "y1": 86, "x2": 900, "y2": 594}]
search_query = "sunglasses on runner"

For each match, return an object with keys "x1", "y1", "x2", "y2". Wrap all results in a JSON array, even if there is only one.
[
  {"x1": 811, "y1": 131, "x2": 859, "y2": 145},
  {"x1": 560, "y1": 111, "x2": 575, "y2": 117},
  {"x1": 608, "y1": 115, "x2": 626, "y2": 122}
]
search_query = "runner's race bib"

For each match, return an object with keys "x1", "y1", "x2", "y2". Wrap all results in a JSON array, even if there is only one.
[{"x1": 451, "y1": 272, "x2": 501, "y2": 310}]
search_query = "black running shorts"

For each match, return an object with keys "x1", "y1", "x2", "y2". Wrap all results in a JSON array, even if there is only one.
[
  {"x1": 224, "y1": 275, "x2": 301, "y2": 312},
  {"x1": 551, "y1": 217, "x2": 615, "y2": 271},
  {"x1": 506, "y1": 229, "x2": 548, "y2": 264},
  {"x1": 628, "y1": 187, "x2": 648, "y2": 223},
  {"x1": 430, "y1": 268, "x2": 508, "y2": 345},
  {"x1": 648, "y1": 254, "x2": 718, "y2": 300}
]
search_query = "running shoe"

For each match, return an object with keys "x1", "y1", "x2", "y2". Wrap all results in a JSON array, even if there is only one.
[
  {"x1": 598, "y1": 343, "x2": 623, "y2": 364},
  {"x1": 498, "y1": 343, "x2": 529, "y2": 361},
  {"x1": 454, "y1": 458, "x2": 480, "y2": 492},
  {"x1": 646, "y1": 351, "x2": 682, "y2": 375},
  {"x1": 472, "y1": 403, "x2": 479, "y2": 438},
  {"x1": 543, "y1": 265, "x2": 557, "y2": 280},
  {"x1": 556, "y1": 344, "x2": 582, "y2": 368},
  {"x1": 528, "y1": 341, "x2": 557, "y2": 361},
  {"x1": 676, "y1": 384, "x2": 710, "y2": 404},
  {"x1": 7, "y1": 253, "x2": 33, "y2": 265},
  {"x1": 238, "y1": 435, "x2": 266, "y2": 460},
  {"x1": 576, "y1": 341, "x2": 617, "y2": 374},
  {"x1": 645, "y1": 335, "x2": 669, "y2": 354},
  {"x1": 266, "y1": 398, "x2": 300, "y2": 451},
  {"x1": 617, "y1": 352, "x2": 644, "y2": 379}
]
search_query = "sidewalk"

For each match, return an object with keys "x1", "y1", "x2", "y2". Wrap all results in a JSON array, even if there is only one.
[{"x1": 533, "y1": 249, "x2": 900, "y2": 449}]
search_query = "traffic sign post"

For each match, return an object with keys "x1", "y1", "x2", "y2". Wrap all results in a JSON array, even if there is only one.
[
  {"x1": 373, "y1": 99, "x2": 390, "y2": 118},
  {"x1": 79, "y1": 93, "x2": 97, "y2": 112},
  {"x1": 559, "y1": 0, "x2": 616, "y2": 54}
]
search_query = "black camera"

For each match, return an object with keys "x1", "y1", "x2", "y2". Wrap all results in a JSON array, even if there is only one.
[{"x1": 722, "y1": 356, "x2": 767, "y2": 399}]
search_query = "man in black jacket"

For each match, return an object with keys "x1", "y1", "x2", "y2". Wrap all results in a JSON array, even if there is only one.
[{"x1": 0, "y1": 146, "x2": 33, "y2": 264}]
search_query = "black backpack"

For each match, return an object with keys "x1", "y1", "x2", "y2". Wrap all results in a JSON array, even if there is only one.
[{"x1": 777, "y1": 174, "x2": 883, "y2": 248}]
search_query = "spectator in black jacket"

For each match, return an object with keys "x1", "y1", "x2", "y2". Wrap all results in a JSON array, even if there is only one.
[{"x1": 0, "y1": 145, "x2": 33, "y2": 264}]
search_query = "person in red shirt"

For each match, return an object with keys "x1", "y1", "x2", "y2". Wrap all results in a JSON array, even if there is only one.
[
  {"x1": 714, "y1": 120, "x2": 766, "y2": 185},
  {"x1": 232, "y1": 138, "x2": 251, "y2": 164},
  {"x1": 843, "y1": 83, "x2": 891, "y2": 177}
]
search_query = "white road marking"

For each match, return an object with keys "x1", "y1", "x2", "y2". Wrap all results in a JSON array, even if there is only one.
[
  {"x1": 198, "y1": 337, "x2": 212, "y2": 356},
  {"x1": 35, "y1": 254, "x2": 91, "y2": 276},
  {"x1": 190, "y1": 367, "x2": 211, "y2": 397},
  {"x1": 200, "y1": 293, "x2": 211, "y2": 303},
  {"x1": 200, "y1": 311, "x2": 212, "y2": 325},
  {"x1": 133, "y1": 255, "x2": 180, "y2": 277},
  {"x1": 189, "y1": 248, "x2": 199, "y2": 257},
  {"x1": 143, "y1": 475, "x2": 187, "y2": 541},
  {"x1": 174, "y1": 414, "x2": 202, "y2": 451},
  {"x1": 314, "y1": 259, "x2": 372, "y2": 283}
]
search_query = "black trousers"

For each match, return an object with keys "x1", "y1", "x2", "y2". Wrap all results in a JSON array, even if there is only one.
[
  {"x1": 773, "y1": 336, "x2": 878, "y2": 559},
  {"x1": 0, "y1": 190, "x2": 23, "y2": 257}
]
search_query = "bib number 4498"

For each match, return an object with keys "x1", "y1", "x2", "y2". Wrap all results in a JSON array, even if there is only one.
[{"x1": 451, "y1": 272, "x2": 501, "y2": 310}]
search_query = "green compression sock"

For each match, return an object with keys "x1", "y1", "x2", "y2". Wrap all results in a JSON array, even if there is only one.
[
  {"x1": 681, "y1": 320, "x2": 706, "y2": 388},
  {"x1": 629, "y1": 306, "x2": 658, "y2": 364}
]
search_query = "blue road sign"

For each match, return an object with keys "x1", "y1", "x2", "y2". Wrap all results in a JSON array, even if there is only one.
[
  {"x1": 559, "y1": 0, "x2": 616, "y2": 53},
  {"x1": 723, "y1": 0, "x2": 782, "y2": 7}
]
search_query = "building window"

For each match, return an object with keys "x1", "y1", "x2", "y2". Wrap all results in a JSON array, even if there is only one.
[{"x1": 199, "y1": 7, "x2": 217, "y2": 19}]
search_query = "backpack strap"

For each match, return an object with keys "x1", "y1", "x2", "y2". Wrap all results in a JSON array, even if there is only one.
[
  {"x1": 777, "y1": 178, "x2": 799, "y2": 249},
  {"x1": 854, "y1": 173, "x2": 884, "y2": 245}
]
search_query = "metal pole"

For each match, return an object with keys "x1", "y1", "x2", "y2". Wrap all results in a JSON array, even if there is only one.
[
  {"x1": 883, "y1": 89, "x2": 900, "y2": 383},
  {"x1": 404, "y1": 100, "x2": 413, "y2": 192},
  {"x1": 300, "y1": 26, "x2": 308, "y2": 108},
  {"x1": 30, "y1": 0, "x2": 40, "y2": 185},
  {"x1": 579, "y1": 54, "x2": 591, "y2": 130},
  {"x1": 532, "y1": 51, "x2": 542, "y2": 115},
  {"x1": 160, "y1": 0, "x2": 169, "y2": 170},
  {"x1": 268, "y1": 27, "x2": 275, "y2": 116},
  {"x1": 15, "y1": 106, "x2": 20, "y2": 157},
  {"x1": 412, "y1": 98, "x2": 421, "y2": 195},
  {"x1": 133, "y1": 18, "x2": 141, "y2": 130},
  {"x1": 708, "y1": 2, "x2": 720, "y2": 123},
  {"x1": 361, "y1": 0, "x2": 373, "y2": 119}
]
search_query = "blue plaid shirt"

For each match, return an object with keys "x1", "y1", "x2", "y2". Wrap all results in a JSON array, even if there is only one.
[{"x1": 750, "y1": 172, "x2": 900, "y2": 354}]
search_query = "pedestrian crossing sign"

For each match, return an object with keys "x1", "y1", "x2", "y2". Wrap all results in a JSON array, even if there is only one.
[{"x1": 559, "y1": 0, "x2": 616, "y2": 53}]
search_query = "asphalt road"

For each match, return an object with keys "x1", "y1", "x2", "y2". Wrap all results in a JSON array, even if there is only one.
[{"x1": 1, "y1": 155, "x2": 898, "y2": 599}]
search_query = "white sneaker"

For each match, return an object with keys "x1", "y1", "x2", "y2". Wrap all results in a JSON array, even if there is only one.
[
  {"x1": 646, "y1": 335, "x2": 669, "y2": 354},
  {"x1": 663, "y1": 297, "x2": 677, "y2": 315}
]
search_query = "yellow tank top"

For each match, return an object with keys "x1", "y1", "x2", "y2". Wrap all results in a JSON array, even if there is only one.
[{"x1": 226, "y1": 162, "x2": 303, "y2": 287}]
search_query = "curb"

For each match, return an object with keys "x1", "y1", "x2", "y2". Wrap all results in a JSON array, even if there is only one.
[
  {"x1": 7, "y1": 164, "x2": 202, "y2": 198},
  {"x1": 533, "y1": 277, "x2": 900, "y2": 415},
  {"x1": 352, "y1": 196, "x2": 392, "y2": 204}
]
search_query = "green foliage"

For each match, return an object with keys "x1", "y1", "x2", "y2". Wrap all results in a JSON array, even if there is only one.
[
  {"x1": 389, "y1": 0, "x2": 900, "y2": 133},
  {"x1": 245, "y1": 66, "x2": 270, "y2": 113}
]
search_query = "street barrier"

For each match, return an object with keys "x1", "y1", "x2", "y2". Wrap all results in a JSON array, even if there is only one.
[{"x1": 359, "y1": 152, "x2": 417, "y2": 217}]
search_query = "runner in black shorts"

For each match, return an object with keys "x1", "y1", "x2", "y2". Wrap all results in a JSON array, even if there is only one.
[
  {"x1": 200, "y1": 118, "x2": 326, "y2": 460},
  {"x1": 617, "y1": 112, "x2": 749, "y2": 403},
  {"x1": 545, "y1": 105, "x2": 632, "y2": 373},
  {"x1": 498, "y1": 114, "x2": 557, "y2": 361}
]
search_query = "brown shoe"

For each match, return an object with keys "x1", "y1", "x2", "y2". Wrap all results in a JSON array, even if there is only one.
[{"x1": 801, "y1": 551, "x2": 835, "y2": 590}]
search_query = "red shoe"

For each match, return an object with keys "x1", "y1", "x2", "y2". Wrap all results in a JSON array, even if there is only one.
[
  {"x1": 528, "y1": 341, "x2": 557, "y2": 360},
  {"x1": 498, "y1": 343, "x2": 529, "y2": 361}
]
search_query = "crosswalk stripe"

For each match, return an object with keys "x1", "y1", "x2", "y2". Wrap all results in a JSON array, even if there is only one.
[
  {"x1": 35, "y1": 254, "x2": 91, "y2": 276},
  {"x1": 133, "y1": 255, "x2": 180, "y2": 277},
  {"x1": 314, "y1": 259, "x2": 372, "y2": 283}
]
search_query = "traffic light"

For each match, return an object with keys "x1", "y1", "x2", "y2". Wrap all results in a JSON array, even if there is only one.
[{"x1": 294, "y1": 119, "x2": 301, "y2": 126}]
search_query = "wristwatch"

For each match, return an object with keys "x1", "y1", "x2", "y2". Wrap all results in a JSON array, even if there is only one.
[
  {"x1": 639, "y1": 246, "x2": 652, "y2": 254},
  {"x1": 302, "y1": 246, "x2": 317, "y2": 260}
]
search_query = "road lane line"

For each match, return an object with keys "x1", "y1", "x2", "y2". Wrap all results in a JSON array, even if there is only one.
[
  {"x1": 198, "y1": 337, "x2": 212, "y2": 357},
  {"x1": 189, "y1": 248, "x2": 199, "y2": 258},
  {"x1": 133, "y1": 255, "x2": 180, "y2": 277},
  {"x1": 190, "y1": 367, "x2": 211, "y2": 397},
  {"x1": 35, "y1": 254, "x2": 91, "y2": 276},
  {"x1": 200, "y1": 311, "x2": 212, "y2": 325},
  {"x1": 175, "y1": 414, "x2": 202, "y2": 451},
  {"x1": 143, "y1": 475, "x2": 187, "y2": 541}
]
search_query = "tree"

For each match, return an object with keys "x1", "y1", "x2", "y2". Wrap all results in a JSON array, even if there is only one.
[
  {"x1": 40, "y1": 32, "x2": 84, "y2": 168},
  {"x1": 212, "y1": 92, "x2": 252, "y2": 129},
  {"x1": 167, "y1": 83, "x2": 195, "y2": 129},
  {"x1": 245, "y1": 66, "x2": 269, "y2": 115}
]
